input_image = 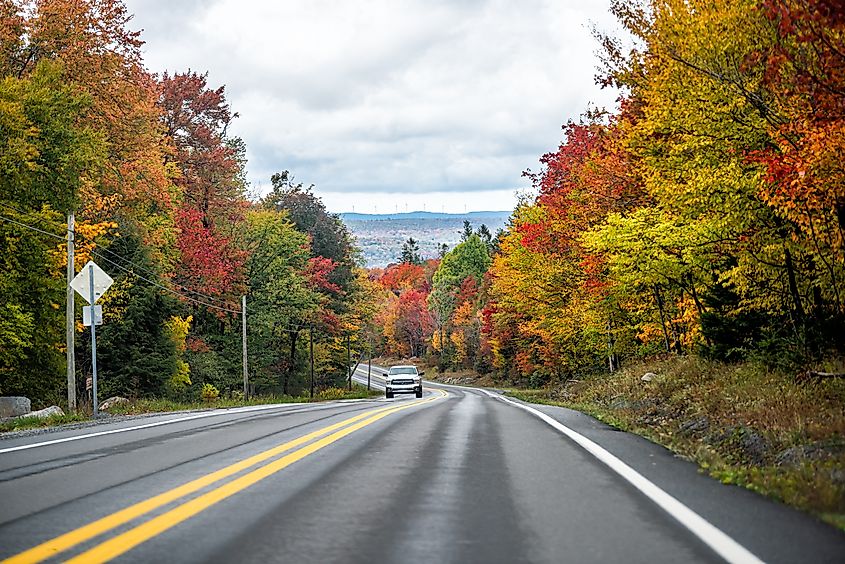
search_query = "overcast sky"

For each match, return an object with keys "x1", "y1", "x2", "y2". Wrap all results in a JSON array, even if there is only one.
[{"x1": 123, "y1": 0, "x2": 622, "y2": 213}]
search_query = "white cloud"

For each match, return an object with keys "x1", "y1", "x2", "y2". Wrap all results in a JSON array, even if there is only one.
[{"x1": 125, "y1": 0, "x2": 622, "y2": 212}]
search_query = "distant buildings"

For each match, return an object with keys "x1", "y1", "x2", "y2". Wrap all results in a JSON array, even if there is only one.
[{"x1": 341, "y1": 212, "x2": 509, "y2": 268}]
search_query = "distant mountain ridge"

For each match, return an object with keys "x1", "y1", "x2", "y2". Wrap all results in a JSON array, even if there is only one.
[
  {"x1": 339, "y1": 210, "x2": 511, "y2": 268},
  {"x1": 339, "y1": 210, "x2": 511, "y2": 221}
]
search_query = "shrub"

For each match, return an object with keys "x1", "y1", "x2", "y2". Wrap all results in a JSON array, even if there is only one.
[{"x1": 200, "y1": 383, "x2": 219, "y2": 402}]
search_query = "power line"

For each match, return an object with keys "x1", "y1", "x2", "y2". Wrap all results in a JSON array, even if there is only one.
[
  {"x1": 90, "y1": 250, "x2": 242, "y2": 314},
  {"x1": 72, "y1": 229, "x2": 242, "y2": 310},
  {"x1": 0, "y1": 211, "x2": 323, "y2": 333},
  {"x1": 0, "y1": 200, "x2": 34, "y2": 216},
  {"x1": 0, "y1": 213, "x2": 67, "y2": 241},
  {"x1": 1, "y1": 205, "x2": 242, "y2": 309},
  {"x1": 0, "y1": 212, "x2": 241, "y2": 313}
]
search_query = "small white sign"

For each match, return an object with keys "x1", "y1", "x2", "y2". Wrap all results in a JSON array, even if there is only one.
[
  {"x1": 71, "y1": 260, "x2": 113, "y2": 304},
  {"x1": 83, "y1": 305, "x2": 103, "y2": 326}
]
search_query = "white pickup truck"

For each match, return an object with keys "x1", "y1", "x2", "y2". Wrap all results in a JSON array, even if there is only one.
[{"x1": 384, "y1": 365, "x2": 423, "y2": 399}]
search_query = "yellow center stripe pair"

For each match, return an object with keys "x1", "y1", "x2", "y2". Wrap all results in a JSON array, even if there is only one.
[{"x1": 4, "y1": 391, "x2": 447, "y2": 564}]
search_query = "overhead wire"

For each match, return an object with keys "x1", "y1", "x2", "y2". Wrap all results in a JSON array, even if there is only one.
[
  {"x1": 89, "y1": 249, "x2": 242, "y2": 314},
  {"x1": 2, "y1": 201, "x2": 239, "y2": 307},
  {"x1": 0, "y1": 213, "x2": 67, "y2": 241},
  {"x1": 0, "y1": 211, "x2": 241, "y2": 314},
  {"x1": 72, "y1": 229, "x2": 242, "y2": 310},
  {"x1": 0, "y1": 210, "x2": 321, "y2": 333}
]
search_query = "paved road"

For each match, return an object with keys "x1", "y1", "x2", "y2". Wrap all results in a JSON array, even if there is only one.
[{"x1": 1, "y1": 375, "x2": 843, "y2": 563}]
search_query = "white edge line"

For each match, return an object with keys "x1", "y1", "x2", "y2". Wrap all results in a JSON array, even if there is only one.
[
  {"x1": 482, "y1": 390, "x2": 765, "y2": 564},
  {"x1": 0, "y1": 402, "x2": 350, "y2": 455}
]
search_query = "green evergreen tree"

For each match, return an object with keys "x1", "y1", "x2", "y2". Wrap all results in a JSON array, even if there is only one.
[{"x1": 400, "y1": 237, "x2": 422, "y2": 265}]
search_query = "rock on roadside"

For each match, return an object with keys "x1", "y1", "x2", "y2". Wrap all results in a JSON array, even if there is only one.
[
  {"x1": 24, "y1": 406, "x2": 64, "y2": 419},
  {"x1": 0, "y1": 397, "x2": 31, "y2": 418},
  {"x1": 641, "y1": 372, "x2": 657, "y2": 382},
  {"x1": 99, "y1": 396, "x2": 130, "y2": 411}
]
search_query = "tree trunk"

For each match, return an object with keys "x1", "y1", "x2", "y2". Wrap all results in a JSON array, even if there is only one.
[
  {"x1": 653, "y1": 285, "x2": 672, "y2": 353},
  {"x1": 284, "y1": 330, "x2": 299, "y2": 396},
  {"x1": 685, "y1": 276, "x2": 712, "y2": 347},
  {"x1": 784, "y1": 247, "x2": 805, "y2": 326},
  {"x1": 836, "y1": 198, "x2": 845, "y2": 259}
]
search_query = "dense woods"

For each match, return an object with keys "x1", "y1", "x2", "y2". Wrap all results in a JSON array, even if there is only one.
[
  {"x1": 0, "y1": 0, "x2": 372, "y2": 406},
  {"x1": 372, "y1": 0, "x2": 844, "y2": 384},
  {"x1": 2, "y1": 0, "x2": 843, "y2": 409}
]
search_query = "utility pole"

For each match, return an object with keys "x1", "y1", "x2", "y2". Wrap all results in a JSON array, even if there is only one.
[
  {"x1": 346, "y1": 334, "x2": 352, "y2": 391},
  {"x1": 367, "y1": 349, "x2": 371, "y2": 391},
  {"x1": 242, "y1": 295, "x2": 248, "y2": 400},
  {"x1": 66, "y1": 213, "x2": 76, "y2": 412},
  {"x1": 309, "y1": 326, "x2": 315, "y2": 399}
]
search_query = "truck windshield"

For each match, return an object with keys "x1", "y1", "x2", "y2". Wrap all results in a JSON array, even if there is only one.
[{"x1": 390, "y1": 367, "x2": 417, "y2": 374}]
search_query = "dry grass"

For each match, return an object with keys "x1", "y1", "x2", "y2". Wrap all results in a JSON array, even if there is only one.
[{"x1": 506, "y1": 356, "x2": 845, "y2": 530}]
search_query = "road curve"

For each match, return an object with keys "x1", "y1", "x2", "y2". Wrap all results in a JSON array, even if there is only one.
[{"x1": 0, "y1": 377, "x2": 843, "y2": 563}]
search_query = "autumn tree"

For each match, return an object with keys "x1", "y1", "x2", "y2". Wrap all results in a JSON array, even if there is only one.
[
  {"x1": 428, "y1": 234, "x2": 492, "y2": 369},
  {"x1": 5, "y1": 0, "x2": 176, "y2": 251},
  {"x1": 372, "y1": 261, "x2": 435, "y2": 357},
  {"x1": 158, "y1": 71, "x2": 248, "y2": 301},
  {"x1": 239, "y1": 209, "x2": 315, "y2": 394},
  {"x1": 600, "y1": 0, "x2": 845, "y2": 363},
  {"x1": 262, "y1": 172, "x2": 365, "y2": 388},
  {"x1": 0, "y1": 61, "x2": 107, "y2": 403}
]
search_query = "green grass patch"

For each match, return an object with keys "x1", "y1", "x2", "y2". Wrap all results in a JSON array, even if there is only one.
[
  {"x1": 503, "y1": 356, "x2": 845, "y2": 531},
  {"x1": 103, "y1": 385, "x2": 382, "y2": 416},
  {"x1": 0, "y1": 412, "x2": 88, "y2": 433},
  {"x1": 0, "y1": 386, "x2": 382, "y2": 431}
]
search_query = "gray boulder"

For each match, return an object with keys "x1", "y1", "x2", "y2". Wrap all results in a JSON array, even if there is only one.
[
  {"x1": 0, "y1": 397, "x2": 31, "y2": 418},
  {"x1": 99, "y1": 396, "x2": 130, "y2": 411},
  {"x1": 26, "y1": 406, "x2": 64, "y2": 419}
]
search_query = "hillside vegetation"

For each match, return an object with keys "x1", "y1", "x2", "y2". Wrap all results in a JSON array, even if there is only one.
[
  {"x1": 0, "y1": 1, "x2": 375, "y2": 408},
  {"x1": 365, "y1": 0, "x2": 844, "y2": 525},
  {"x1": 506, "y1": 357, "x2": 845, "y2": 529}
]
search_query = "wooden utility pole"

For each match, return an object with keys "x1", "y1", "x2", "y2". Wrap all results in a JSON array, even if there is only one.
[
  {"x1": 66, "y1": 213, "x2": 76, "y2": 412},
  {"x1": 346, "y1": 334, "x2": 352, "y2": 391},
  {"x1": 309, "y1": 326, "x2": 315, "y2": 399},
  {"x1": 242, "y1": 295, "x2": 248, "y2": 400}
]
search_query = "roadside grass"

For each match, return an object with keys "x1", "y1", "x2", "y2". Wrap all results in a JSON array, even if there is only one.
[
  {"x1": 0, "y1": 386, "x2": 381, "y2": 431},
  {"x1": 504, "y1": 356, "x2": 845, "y2": 531},
  {"x1": 105, "y1": 385, "x2": 382, "y2": 416},
  {"x1": 0, "y1": 412, "x2": 88, "y2": 433}
]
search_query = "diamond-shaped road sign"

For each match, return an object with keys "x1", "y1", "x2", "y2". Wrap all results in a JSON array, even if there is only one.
[{"x1": 70, "y1": 260, "x2": 113, "y2": 304}]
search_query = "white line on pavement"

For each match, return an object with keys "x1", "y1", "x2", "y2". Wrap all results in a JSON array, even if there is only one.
[
  {"x1": 484, "y1": 391, "x2": 764, "y2": 564},
  {"x1": 0, "y1": 402, "x2": 361, "y2": 455}
]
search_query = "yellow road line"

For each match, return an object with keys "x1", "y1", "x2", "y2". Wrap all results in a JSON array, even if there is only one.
[
  {"x1": 1, "y1": 397, "x2": 438, "y2": 564},
  {"x1": 66, "y1": 392, "x2": 446, "y2": 563}
]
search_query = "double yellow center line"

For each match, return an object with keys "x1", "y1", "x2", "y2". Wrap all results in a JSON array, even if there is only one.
[{"x1": 4, "y1": 391, "x2": 446, "y2": 564}]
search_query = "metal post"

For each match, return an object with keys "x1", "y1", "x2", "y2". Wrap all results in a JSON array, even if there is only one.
[
  {"x1": 309, "y1": 326, "x2": 315, "y2": 399},
  {"x1": 242, "y1": 295, "x2": 248, "y2": 401},
  {"x1": 89, "y1": 263, "x2": 98, "y2": 418},
  {"x1": 66, "y1": 213, "x2": 76, "y2": 412},
  {"x1": 346, "y1": 334, "x2": 351, "y2": 391},
  {"x1": 367, "y1": 350, "x2": 371, "y2": 391}
]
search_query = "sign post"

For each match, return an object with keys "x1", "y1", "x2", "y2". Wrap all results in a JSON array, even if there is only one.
[
  {"x1": 89, "y1": 264, "x2": 98, "y2": 417},
  {"x1": 70, "y1": 260, "x2": 113, "y2": 418}
]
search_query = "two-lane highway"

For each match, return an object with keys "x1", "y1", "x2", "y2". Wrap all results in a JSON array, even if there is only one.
[{"x1": 1, "y1": 377, "x2": 843, "y2": 563}]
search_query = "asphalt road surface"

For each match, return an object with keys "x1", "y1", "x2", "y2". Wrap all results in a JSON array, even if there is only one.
[{"x1": 1, "y1": 372, "x2": 843, "y2": 563}]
